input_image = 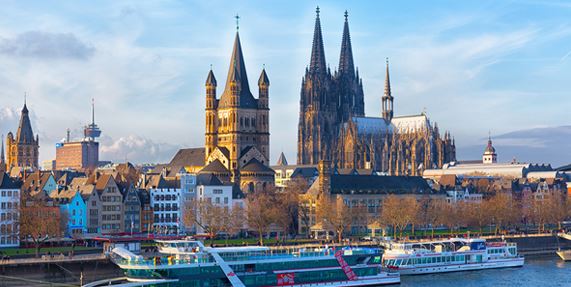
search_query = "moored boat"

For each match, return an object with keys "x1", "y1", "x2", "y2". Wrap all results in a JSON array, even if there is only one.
[
  {"x1": 381, "y1": 237, "x2": 524, "y2": 275},
  {"x1": 102, "y1": 239, "x2": 400, "y2": 286}
]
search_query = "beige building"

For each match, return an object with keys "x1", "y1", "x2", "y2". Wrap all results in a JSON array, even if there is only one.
[
  {"x1": 94, "y1": 174, "x2": 123, "y2": 234},
  {"x1": 6, "y1": 102, "x2": 39, "y2": 170}
]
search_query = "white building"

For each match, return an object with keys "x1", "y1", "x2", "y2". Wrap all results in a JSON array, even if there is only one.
[
  {"x1": 424, "y1": 137, "x2": 552, "y2": 179},
  {"x1": 0, "y1": 173, "x2": 20, "y2": 247},
  {"x1": 445, "y1": 188, "x2": 483, "y2": 204},
  {"x1": 148, "y1": 175, "x2": 182, "y2": 235}
]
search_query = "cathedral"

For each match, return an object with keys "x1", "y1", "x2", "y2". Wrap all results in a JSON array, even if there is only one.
[
  {"x1": 201, "y1": 24, "x2": 274, "y2": 192},
  {"x1": 5, "y1": 101, "x2": 39, "y2": 170},
  {"x1": 297, "y1": 8, "x2": 455, "y2": 176}
]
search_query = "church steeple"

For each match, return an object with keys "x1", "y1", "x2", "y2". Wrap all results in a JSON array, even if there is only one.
[
  {"x1": 16, "y1": 100, "x2": 36, "y2": 144},
  {"x1": 309, "y1": 6, "x2": 327, "y2": 74},
  {"x1": 218, "y1": 27, "x2": 257, "y2": 108},
  {"x1": 338, "y1": 10, "x2": 355, "y2": 78},
  {"x1": 0, "y1": 136, "x2": 5, "y2": 169},
  {"x1": 382, "y1": 58, "x2": 394, "y2": 122}
]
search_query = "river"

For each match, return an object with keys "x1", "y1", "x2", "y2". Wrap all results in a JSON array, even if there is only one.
[{"x1": 401, "y1": 255, "x2": 570, "y2": 287}]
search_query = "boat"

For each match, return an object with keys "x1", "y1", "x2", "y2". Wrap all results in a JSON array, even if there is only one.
[
  {"x1": 556, "y1": 249, "x2": 571, "y2": 261},
  {"x1": 104, "y1": 239, "x2": 400, "y2": 286},
  {"x1": 380, "y1": 237, "x2": 524, "y2": 275}
]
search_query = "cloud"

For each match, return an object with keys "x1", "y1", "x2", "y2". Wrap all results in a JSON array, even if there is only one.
[
  {"x1": 99, "y1": 134, "x2": 181, "y2": 164},
  {"x1": 0, "y1": 31, "x2": 95, "y2": 60},
  {"x1": 0, "y1": 107, "x2": 20, "y2": 137}
]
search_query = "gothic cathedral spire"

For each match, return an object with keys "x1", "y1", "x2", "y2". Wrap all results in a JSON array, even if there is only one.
[
  {"x1": 338, "y1": 10, "x2": 355, "y2": 78},
  {"x1": 382, "y1": 58, "x2": 394, "y2": 122},
  {"x1": 310, "y1": 6, "x2": 327, "y2": 74}
]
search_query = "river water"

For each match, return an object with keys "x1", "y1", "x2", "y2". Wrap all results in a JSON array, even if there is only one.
[{"x1": 401, "y1": 255, "x2": 570, "y2": 287}]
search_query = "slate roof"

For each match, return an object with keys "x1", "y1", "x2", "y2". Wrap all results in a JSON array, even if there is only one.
[
  {"x1": 276, "y1": 152, "x2": 288, "y2": 166},
  {"x1": 291, "y1": 167, "x2": 319, "y2": 179},
  {"x1": 241, "y1": 159, "x2": 275, "y2": 174},
  {"x1": 218, "y1": 32, "x2": 258, "y2": 109},
  {"x1": 169, "y1": 148, "x2": 206, "y2": 168},
  {"x1": 0, "y1": 173, "x2": 20, "y2": 189},
  {"x1": 196, "y1": 173, "x2": 223, "y2": 186},
  {"x1": 15, "y1": 103, "x2": 36, "y2": 144},
  {"x1": 200, "y1": 160, "x2": 230, "y2": 174},
  {"x1": 329, "y1": 175, "x2": 433, "y2": 195}
]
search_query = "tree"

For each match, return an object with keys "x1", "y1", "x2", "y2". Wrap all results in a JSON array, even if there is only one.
[
  {"x1": 246, "y1": 191, "x2": 276, "y2": 245},
  {"x1": 380, "y1": 195, "x2": 403, "y2": 239},
  {"x1": 274, "y1": 184, "x2": 302, "y2": 242},
  {"x1": 183, "y1": 200, "x2": 229, "y2": 244},
  {"x1": 487, "y1": 192, "x2": 517, "y2": 235},
  {"x1": 19, "y1": 202, "x2": 64, "y2": 258}
]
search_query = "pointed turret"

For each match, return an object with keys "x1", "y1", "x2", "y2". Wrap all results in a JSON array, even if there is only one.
[
  {"x1": 219, "y1": 31, "x2": 257, "y2": 108},
  {"x1": 382, "y1": 58, "x2": 394, "y2": 122},
  {"x1": 338, "y1": 10, "x2": 355, "y2": 78},
  {"x1": 16, "y1": 101, "x2": 36, "y2": 144},
  {"x1": 258, "y1": 68, "x2": 270, "y2": 86},
  {"x1": 0, "y1": 135, "x2": 5, "y2": 170},
  {"x1": 309, "y1": 6, "x2": 327, "y2": 74},
  {"x1": 206, "y1": 69, "x2": 217, "y2": 86},
  {"x1": 276, "y1": 152, "x2": 288, "y2": 166}
]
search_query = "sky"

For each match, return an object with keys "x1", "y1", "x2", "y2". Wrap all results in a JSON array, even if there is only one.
[{"x1": 0, "y1": 0, "x2": 570, "y2": 167}]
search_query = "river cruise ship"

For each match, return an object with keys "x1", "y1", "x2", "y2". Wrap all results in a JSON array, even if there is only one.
[
  {"x1": 381, "y1": 238, "x2": 524, "y2": 275},
  {"x1": 106, "y1": 239, "x2": 400, "y2": 287}
]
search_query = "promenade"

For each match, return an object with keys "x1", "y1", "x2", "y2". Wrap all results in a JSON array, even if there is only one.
[{"x1": 0, "y1": 253, "x2": 106, "y2": 266}]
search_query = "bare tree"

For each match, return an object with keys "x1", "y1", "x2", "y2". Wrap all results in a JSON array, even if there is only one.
[
  {"x1": 183, "y1": 200, "x2": 229, "y2": 244},
  {"x1": 19, "y1": 202, "x2": 63, "y2": 257},
  {"x1": 246, "y1": 191, "x2": 276, "y2": 245}
]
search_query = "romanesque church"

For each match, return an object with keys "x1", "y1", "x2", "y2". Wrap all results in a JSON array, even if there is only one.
[{"x1": 297, "y1": 8, "x2": 456, "y2": 176}]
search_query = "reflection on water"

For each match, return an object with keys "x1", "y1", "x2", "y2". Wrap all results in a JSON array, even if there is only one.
[{"x1": 400, "y1": 256, "x2": 570, "y2": 287}]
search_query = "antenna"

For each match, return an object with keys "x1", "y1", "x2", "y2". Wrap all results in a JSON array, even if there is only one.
[{"x1": 91, "y1": 98, "x2": 95, "y2": 125}]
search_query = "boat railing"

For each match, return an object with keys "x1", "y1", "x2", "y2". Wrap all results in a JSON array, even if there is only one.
[
  {"x1": 113, "y1": 254, "x2": 215, "y2": 267},
  {"x1": 218, "y1": 247, "x2": 379, "y2": 262}
]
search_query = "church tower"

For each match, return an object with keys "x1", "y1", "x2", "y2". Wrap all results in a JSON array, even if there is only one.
[
  {"x1": 203, "y1": 19, "x2": 272, "y2": 189},
  {"x1": 336, "y1": 10, "x2": 364, "y2": 122},
  {"x1": 482, "y1": 135, "x2": 497, "y2": 164},
  {"x1": 382, "y1": 58, "x2": 394, "y2": 122},
  {"x1": 298, "y1": 7, "x2": 337, "y2": 165},
  {"x1": 6, "y1": 100, "x2": 39, "y2": 170}
]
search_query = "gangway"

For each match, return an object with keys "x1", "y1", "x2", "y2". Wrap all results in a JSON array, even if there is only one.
[{"x1": 210, "y1": 251, "x2": 246, "y2": 287}]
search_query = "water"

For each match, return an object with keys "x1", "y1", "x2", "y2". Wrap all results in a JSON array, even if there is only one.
[{"x1": 401, "y1": 256, "x2": 570, "y2": 287}]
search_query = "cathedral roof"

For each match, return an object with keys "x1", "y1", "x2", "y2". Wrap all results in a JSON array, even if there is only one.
[
  {"x1": 391, "y1": 114, "x2": 431, "y2": 133},
  {"x1": 276, "y1": 152, "x2": 288, "y2": 166},
  {"x1": 329, "y1": 175, "x2": 433, "y2": 194},
  {"x1": 338, "y1": 11, "x2": 355, "y2": 78},
  {"x1": 309, "y1": 6, "x2": 327, "y2": 75},
  {"x1": 16, "y1": 102, "x2": 36, "y2": 144},
  {"x1": 169, "y1": 148, "x2": 205, "y2": 168},
  {"x1": 218, "y1": 32, "x2": 258, "y2": 109},
  {"x1": 351, "y1": 116, "x2": 391, "y2": 134}
]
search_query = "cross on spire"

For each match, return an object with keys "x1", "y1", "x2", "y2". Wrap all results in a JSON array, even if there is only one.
[
  {"x1": 316, "y1": 6, "x2": 320, "y2": 16},
  {"x1": 235, "y1": 14, "x2": 240, "y2": 31},
  {"x1": 344, "y1": 10, "x2": 348, "y2": 21}
]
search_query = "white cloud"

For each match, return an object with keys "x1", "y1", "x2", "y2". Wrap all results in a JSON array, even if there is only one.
[
  {"x1": 0, "y1": 31, "x2": 95, "y2": 60},
  {"x1": 99, "y1": 134, "x2": 181, "y2": 164}
]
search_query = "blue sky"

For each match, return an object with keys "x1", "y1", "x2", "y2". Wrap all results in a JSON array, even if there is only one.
[{"x1": 0, "y1": 0, "x2": 570, "y2": 166}]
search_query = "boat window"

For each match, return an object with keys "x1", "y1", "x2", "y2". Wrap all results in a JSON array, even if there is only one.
[{"x1": 395, "y1": 259, "x2": 402, "y2": 266}]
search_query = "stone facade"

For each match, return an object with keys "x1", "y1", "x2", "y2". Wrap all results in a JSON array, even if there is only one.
[
  {"x1": 202, "y1": 27, "x2": 274, "y2": 192},
  {"x1": 6, "y1": 103, "x2": 39, "y2": 170},
  {"x1": 297, "y1": 9, "x2": 455, "y2": 176}
]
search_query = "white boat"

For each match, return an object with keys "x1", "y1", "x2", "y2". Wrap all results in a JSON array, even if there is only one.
[
  {"x1": 381, "y1": 237, "x2": 524, "y2": 275},
  {"x1": 556, "y1": 249, "x2": 571, "y2": 261}
]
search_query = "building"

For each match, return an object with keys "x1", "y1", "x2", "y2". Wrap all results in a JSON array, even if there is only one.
[
  {"x1": 0, "y1": 173, "x2": 20, "y2": 247},
  {"x1": 201, "y1": 23, "x2": 274, "y2": 192},
  {"x1": 301, "y1": 161, "x2": 442, "y2": 235},
  {"x1": 51, "y1": 189, "x2": 87, "y2": 236},
  {"x1": 123, "y1": 185, "x2": 142, "y2": 234},
  {"x1": 94, "y1": 174, "x2": 123, "y2": 234},
  {"x1": 6, "y1": 102, "x2": 39, "y2": 170},
  {"x1": 147, "y1": 175, "x2": 182, "y2": 234},
  {"x1": 423, "y1": 137, "x2": 553, "y2": 180},
  {"x1": 138, "y1": 188, "x2": 153, "y2": 234},
  {"x1": 22, "y1": 171, "x2": 57, "y2": 199},
  {"x1": 272, "y1": 152, "x2": 319, "y2": 188},
  {"x1": 297, "y1": 9, "x2": 455, "y2": 176}
]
